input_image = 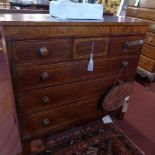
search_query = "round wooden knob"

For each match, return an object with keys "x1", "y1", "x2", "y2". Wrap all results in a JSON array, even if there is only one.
[
  {"x1": 147, "y1": 36, "x2": 153, "y2": 42},
  {"x1": 40, "y1": 72, "x2": 50, "y2": 81},
  {"x1": 42, "y1": 118, "x2": 51, "y2": 126},
  {"x1": 132, "y1": 10, "x2": 137, "y2": 16},
  {"x1": 39, "y1": 47, "x2": 49, "y2": 57},
  {"x1": 121, "y1": 60, "x2": 128, "y2": 68},
  {"x1": 42, "y1": 96, "x2": 50, "y2": 104},
  {"x1": 150, "y1": 24, "x2": 155, "y2": 30}
]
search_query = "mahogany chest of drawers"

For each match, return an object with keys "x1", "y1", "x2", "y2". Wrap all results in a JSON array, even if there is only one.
[{"x1": 0, "y1": 14, "x2": 147, "y2": 154}]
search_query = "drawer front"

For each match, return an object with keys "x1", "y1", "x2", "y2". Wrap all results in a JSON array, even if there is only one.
[
  {"x1": 19, "y1": 97, "x2": 110, "y2": 138},
  {"x1": 127, "y1": 7, "x2": 155, "y2": 21},
  {"x1": 139, "y1": 0, "x2": 155, "y2": 9},
  {"x1": 142, "y1": 44, "x2": 155, "y2": 59},
  {"x1": 108, "y1": 36, "x2": 144, "y2": 56},
  {"x1": 73, "y1": 37, "x2": 109, "y2": 59},
  {"x1": 14, "y1": 56, "x2": 139, "y2": 92},
  {"x1": 145, "y1": 32, "x2": 155, "y2": 47},
  {"x1": 11, "y1": 39, "x2": 70, "y2": 64},
  {"x1": 17, "y1": 76, "x2": 120, "y2": 115},
  {"x1": 138, "y1": 55, "x2": 155, "y2": 72}
]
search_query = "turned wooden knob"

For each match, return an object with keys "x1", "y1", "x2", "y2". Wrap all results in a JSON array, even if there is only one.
[
  {"x1": 40, "y1": 72, "x2": 50, "y2": 81},
  {"x1": 39, "y1": 47, "x2": 49, "y2": 57},
  {"x1": 150, "y1": 24, "x2": 155, "y2": 30},
  {"x1": 42, "y1": 96, "x2": 50, "y2": 104},
  {"x1": 132, "y1": 10, "x2": 137, "y2": 16},
  {"x1": 147, "y1": 36, "x2": 153, "y2": 42},
  {"x1": 42, "y1": 118, "x2": 51, "y2": 126},
  {"x1": 121, "y1": 60, "x2": 128, "y2": 68}
]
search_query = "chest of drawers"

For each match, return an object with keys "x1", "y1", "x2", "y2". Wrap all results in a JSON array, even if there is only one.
[
  {"x1": 0, "y1": 14, "x2": 147, "y2": 154},
  {"x1": 127, "y1": 5, "x2": 155, "y2": 81}
]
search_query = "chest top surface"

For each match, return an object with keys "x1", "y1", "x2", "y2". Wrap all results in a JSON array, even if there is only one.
[{"x1": 0, "y1": 14, "x2": 147, "y2": 26}]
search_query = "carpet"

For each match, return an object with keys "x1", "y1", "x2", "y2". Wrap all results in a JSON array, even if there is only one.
[{"x1": 31, "y1": 120, "x2": 144, "y2": 155}]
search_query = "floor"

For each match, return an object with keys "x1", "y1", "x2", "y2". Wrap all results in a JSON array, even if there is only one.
[{"x1": 117, "y1": 81, "x2": 155, "y2": 155}]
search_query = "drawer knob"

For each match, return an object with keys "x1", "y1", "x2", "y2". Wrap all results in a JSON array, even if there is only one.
[
  {"x1": 40, "y1": 72, "x2": 50, "y2": 81},
  {"x1": 150, "y1": 24, "x2": 155, "y2": 30},
  {"x1": 147, "y1": 37, "x2": 153, "y2": 42},
  {"x1": 42, "y1": 118, "x2": 51, "y2": 126},
  {"x1": 42, "y1": 96, "x2": 50, "y2": 104},
  {"x1": 39, "y1": 47, "x2": 49, "y2": 57},
  {"x1": 121, "y1": 60, "x2": 128, "y2": 68},
  {"x1": 132, "y1": 10, "x2": 137, "y2": 16}
]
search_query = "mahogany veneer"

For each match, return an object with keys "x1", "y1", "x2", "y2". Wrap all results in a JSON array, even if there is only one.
[{"x1": 0, "y1": 14, "x2": 147, "y2": 154}]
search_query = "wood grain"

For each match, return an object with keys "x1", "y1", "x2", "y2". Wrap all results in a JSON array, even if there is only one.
[
  {"x1": 142, "y1": 44, "x2": 155, "y2": 59},
  {"x1": 127, "y1": 6, "x2": 155, "y2": 74},
  {"x1": 14, "y1": 56, "x2": 139, "y2": 92},
  {"x1": 127, "y1": 7, "x2": 155, "y2": 21},
  {"x1": 11, "y1": 39, "x2": 71, "y2": 64},
  {"x1": 138, "y1": 55, "x2": 155, "y2": 72},
  {"x1": 0, "y1": 29, "x2": 21, "y2": 154}
]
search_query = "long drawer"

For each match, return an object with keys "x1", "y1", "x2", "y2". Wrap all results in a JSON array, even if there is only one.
[
  {"x1": 14, "y1": 56, "x2": 139, "y2": 92},
  {"x1": 127, "y1": 7, "x2": 155, "y2": 21},
  {"x1": 10, "y1": 39, "x2": 71, "y2": 64},
  {"x1": 20, "y1": 97, "x2": 108, "y2": 139},
  {"x1": 142, "y1": 44, "x2": 155, "y2": 59},
  {"x1": 17, "y1": 73, "x2": 134, "y2": 115},
  {"x1": 138, "y1": 55, "x2": 155, "y2": 72}
]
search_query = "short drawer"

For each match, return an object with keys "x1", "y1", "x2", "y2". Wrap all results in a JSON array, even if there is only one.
[
  {"x1": 138, "y1": 55, "x2": 155, "y2": 72},
  {"x1": 14, "y1": 56, "x2": 139, "y2": 92},
  {"x1": 108, "y1": 36, "x2": 144, "y2": 56},
  {"x1": 20, "y1": 97, "x2": 103, "y2": 139},
  {"x1": 142, "y1": 44, "x2": 155, "y2": 59},
  {"x1": 145, "y1": 32, "x2": 155, "y2": 47},
  {"x1": 73, "y1": 37, "x2": 109, "y2": 59},
  {"x1": 18, "y1": 73, "x2": 135, "y2": 115},
  {"x1": 10, "y1": 39, "x2": 71, "y2": 64}
]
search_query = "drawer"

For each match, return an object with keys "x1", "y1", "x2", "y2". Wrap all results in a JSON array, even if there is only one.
[
  {"x1": 20, "y1": 97, "x2": 102, "y2": 139},
  {"x1": 10, "y1": 39, "x2": 71, "y2": 64},
  {"x1": 138, "y1": 55, "x2": 155, "y2": 72},
  {"x1": 142, "y1": 44, "x2": 155, "y2": 59},
  {"x1": 14, "y1": 56, "x2": 139, "y2": 92},
  {"x1": 73, "y1": 37, "x2": 109, "y2": 59},
  {"x1": 139, "y1": 0, "x2": 155, "y2": 9},
  {"x1": 108, "y1": 36, "x2": 144, "y2": 56},
  {"x1": 18, "y1": 73, "x2": 135, "y2": 115},
  {"x1": 127, "y1": 7, "x2": 155, "y2": 21},
  {"x1": 145, "y1": 32, "x2": 155, "y2": 47}
]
